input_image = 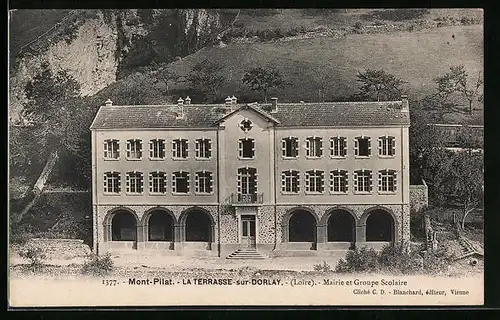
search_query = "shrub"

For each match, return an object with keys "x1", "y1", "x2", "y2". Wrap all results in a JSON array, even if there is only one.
[
  {"x1": 81, "y1": 253, "x2": 114, "y2": 276},
  {"x1": 313, "y1": 261, "x2": 332, "y2": 272},
  {"x1": 336, "y1": 247, "x2": 379, "y2": 273},
  {"x1": 366, "y1": 9, "x2": 429, "y2": 22},
  {"x1": 18, "y1": 244, "x2": 47, "y2": 272}
]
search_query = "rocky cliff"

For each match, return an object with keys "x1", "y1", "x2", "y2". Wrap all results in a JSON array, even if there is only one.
[{"x1": 9, "y1": 9, "x2": 236, "y2": 122}]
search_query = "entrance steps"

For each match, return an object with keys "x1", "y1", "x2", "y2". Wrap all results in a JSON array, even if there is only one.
[{"x1": 226, "y1": 248, "x2": 267, "y2": 260}]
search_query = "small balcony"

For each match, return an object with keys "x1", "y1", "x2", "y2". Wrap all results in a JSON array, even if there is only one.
[{"x1": 230, "y1": 193, "x2": 264, "y2": 206}]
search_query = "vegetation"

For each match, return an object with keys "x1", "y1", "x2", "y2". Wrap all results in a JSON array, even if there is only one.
[
  {"x1": 354, "y1": 69, "x2": 407, "y2": 101},
  {"x1": 313, "y1": 261, "x2": 332, "y2": 272},
  {"x1": 241, "y1": 67, "x2": 284, "y2": 103},
  {"x1": 363, "y1": 9, "x2": 430, "y2": 22},
  {"x1": 81, "y1": 253, "x2": 114, "y2": 276},
  {"x1": 186, "y1": 58, "x2": 226, "y2": 103},
  {"x1": 335, "y1": 244, "x2": 450, "y2": 274},
  {"x1": 18, "y1": 244, "x2": 47, "y2": 272}
]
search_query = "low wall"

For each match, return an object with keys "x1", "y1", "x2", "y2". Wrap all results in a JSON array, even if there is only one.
[
  {"x1": 410, "y1": 180, "x2": 428, "y2": 213},
  {"x1": 26, "y1": 238, "x2": 91, "y2": 259}
]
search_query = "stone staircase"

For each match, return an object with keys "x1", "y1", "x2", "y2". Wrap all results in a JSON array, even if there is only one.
[{"x1": 226, "y1": 248, "x2": 267, "y2": 260}]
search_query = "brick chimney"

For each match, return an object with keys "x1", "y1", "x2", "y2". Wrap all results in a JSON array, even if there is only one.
[
  {"x1": 401, "y1": 94, "x2": 409, "y2": 112},
  {"x1": 231, "y1": 95, "x2": 237, "y2": 104},
  {"x1": 176, "y1": 97, "x2": 184, "y2": 119},
  {"x1": 105, "y1": 99, "x2": 113, "y2": 107},
  {"x1": 225, "y1": 96, "x2": 232, "y2": 105},
  {"x1": 185, "y1": 96, "x2": 191, "y2": 105},
  {"x1": 270, "y1": 97, "x2": 278, "y2": 113}
]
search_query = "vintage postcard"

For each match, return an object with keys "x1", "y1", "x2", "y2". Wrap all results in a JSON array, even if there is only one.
[{"x1": 8, "y1": 8, "x2": 484, "y2": 307}]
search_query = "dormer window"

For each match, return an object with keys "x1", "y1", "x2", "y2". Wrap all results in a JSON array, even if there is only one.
[{"x1": 240, "y1": 119, "x2": 253, "y2": 132}]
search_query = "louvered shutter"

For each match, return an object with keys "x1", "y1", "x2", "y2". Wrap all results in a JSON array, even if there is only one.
[
  {"x1": 103, "y1": 173, "x2": 108, "y2": 192},
  {"x1": 195, "y1": 172, "x2": 200, "y2": 193},
  {"x1": 126, "y1": 173, "x2": 130, "y2": 193},
  {"x1": 237, "y1": 171, "x2": 241, "y2": 194},
  {"x1": 354, "y1": 138, "x2": 359, "y2": 156},
  {"x1": 251, "y1": 139, "x2": 255, "y2": 158},
  {"x1": 368, "y1": 171, "x2": 373, "y2": 192},
  {"x1": 391, "y1": 137, "x2": 396, "y2": 156},
  {"x1": 208, "y1": 172, "x2": 213, "y2": 193},
  {"x1": 353, "y1": 171, "x2": 358, "y2": 192},
  {"x1": 149, "y1": 172, "x2": 153, "y2": 193},
  {"x1": 320, "y1": 171, "x2": 325, "y2": 192},
  {"x1": 183, "y1": 140, "x2": 188, "y2": 158},
  {"x1": 330, "y1": 138, "x2": 334, "y2": 156},
  {"x1": 186, "y1": 172, "x2": 190, "y2": 193},
  {"x1": 116, "y1": 141, "x2": 120, "y2": 157},
  {"x1": 238, "y1": 140, "x2": 243, "y2": 158},
  {"x1": 378, "y1": 170, "x2": 383, "y2": 191},
  {"x1": 139, "y1": 173, "x2": 144, "y2": 193},
  {"x1": 254, "y1": 171, "x2": 258, "y2": 193},
  {"x1": 149, "y1": 140, "x2": 154, "y2": 158},
  {"x1": 172, "y1": 173, "x2": 177, "y2": 192},
  {"x1": 126, "y1": 140, "x2": 131, "y2": 158},
  {"x1": 293, "y1": 138, "x2": 299, "y2": 157},
  {"x1": 295, "y1": 171, "x2": 300, "y2": 192},
  {"x1": 393, "y1": 171, "x2": 398, "y2": 192},
  {"x1": 281, "y1": 172, "x2": 286, "y2": 192},
  {"x1": 378, "y1": 137, "x2": 382, "y2": 155},
  {"x1": 281, "y1": 139, "x2": 286, "y2": 157},
  {"x1": 117, "y1": 173, "x2": 121, "y2": 192},
  {"x1": 138, "y1": 140, "x2": 142, "y2": 158},
  {"x1": 329, "y1": 171, "x2": 334, "y2": 192},
  {"x1": 195, "y1": 140, "x2": 200, "y2": 158},
  {"x1": 172, "y1": 141, "x2": 176, "y2": 158},
  {"x1": 103, "y1": 141, "x2": 108, "y2": 158},
  {"x1": 319, "y1": 138, "x2": 323, "y2": 157},
  {"x1": 207, "y1": 140, "x2": 212, "y2": 158},
  {"x1": 305, "y1": 139, "x2": 310, "y2": 157},
  {"x1": 305, "y1": 172, "x2": 310, "y2": 192},
  {"x1": 342, "y1": 138, "x2": 347, "y2": 157},
  {"x1": 368, "y1": 138, "x2": 372, "y2": 155},
  {"x1": 344, "y1": 171, "x2": 349, "y2": 192}
]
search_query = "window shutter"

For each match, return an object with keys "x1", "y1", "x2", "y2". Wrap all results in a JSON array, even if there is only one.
[
  {"x1": 126, "y1": 140, "x2": 131, "y2": 158},
  {"x1": 209, "y1": 172, "x2": 213, "y2": 193},
  {"x1": 354, "y1": 138, "x2": 359, "y2": 156},
  {"x1": 378, "y1": 171, "x2": 383, "y2": 191},
  {"x1": 237, "y1": 171, "x2": 241, "y2": 193},
  {"x1": 172, "y1": 173, "x2": 176, "y2": 192},
  {"x1": 318, "y1": 138, "x2": 323, "y2": 156},
  {"x1": 117, "y1": 173, "x2": 121, "y2": 192},
  {"x1": 353, "y1": 171, "x2": 358, "y2": 192},
  {"x1": 293, "y1": 138, "x2": 299, "y2": 157},
  {"x1": 183, "y1": 140, "x2": 188, "y2": 158},
  {"x1": 330, "y1": 138, "x2": 334, "y2": 156},
  {"x1": 172, "y1": 141, "x2": 176, "y2": 158},
  {"x1": 207, "y1": 140, "x2": 212, "y2": 158},
  {"x1": 345, "y1": 171, "x2": 349, "y2": 192},
  {"x1": 251, "y1": 139, "x2": 256, "y2": 158},
  {"x1": 393, "y1": 171, "x2": 398, "y2": 191},
  {"x1": 186, "y1": 172, "x2": 190, "y2": 193},
  {"x1": 295, "y1": 171, "x2": 300, "y2": 192},
  {"x1": 369, "y1": 171, "x2": 373, "y2": 192},
  {"x1": 391, "y1": 137, "x2": 396, "y2": 156},
  {"x1": 149, "y1": 172, "x2": 153, "y2": 192},
  {"x1": 195, "y1": 140, "x2": 200, "y2": 158},
  {"x1": 378, "y1": 137, "x2": 382, "y2": 155},
  {"x1": 138, "y1": 140, "x2": 142, "y2": 158},
  {"x1": 368, "y1": 138, "x2": 372, "y2": 155},
  {"x1": 103, "y1": 173, "x2": 108, "y2": 192},
  {"x1": 281, "y1": 139, "x2": 286, "y2": 156},
  {"x1": 116, "y1": 140, "x2": 120, "y2": 156},
  {"x1": 342, "y1": 138, "x2": 347, "y2": 157},
  {"x1": 305, "y1": 139, "x2": 310, "y2": 156},
  {"x1": 281, "y1": 172, "x2": 286, "y2": 192},
  {"x1": 126, "y1": 173, "x2": 130, "y2": 193},
  {"x1": 238, "y1": 140, "x2": 243, "y2": 158},
  {"x1": 305, "y1": 172, "x2": 310, "y2": 192},
  {"x1": 329, "y1": 171, "x2": 334, "y2": 192},
  {"x1": 195, "y1": 172, "x2": 199, "y2": 192},
  {"x1": 254, "y1": 171, "x2": 258, "y2": 193},
  {"x1": 103, "y1": 141, "x2": 108, "y2": 158},
  {"x1": 320, "y1": 171, "x2": 325, "y2": 192},
  {"x1": 149, "y1": 140, "x2": 154, "y2": 158},
  {"x1": 139, "y1": 173, "x2": 144, "y2": 193}
]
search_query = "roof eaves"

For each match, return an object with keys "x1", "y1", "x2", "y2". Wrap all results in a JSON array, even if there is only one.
[{"x1": 89, "y1": 105, "x2": 104, "y2": 130}]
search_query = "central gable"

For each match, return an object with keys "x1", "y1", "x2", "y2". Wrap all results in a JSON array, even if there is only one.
[{"x1": 215, "y1": 104, "x2": 280, "y2": 128}]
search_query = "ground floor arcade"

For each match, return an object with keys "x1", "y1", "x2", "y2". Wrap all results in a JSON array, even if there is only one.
[{"x1": 93, "y1": 204, "x2": 410, "y2": 257}]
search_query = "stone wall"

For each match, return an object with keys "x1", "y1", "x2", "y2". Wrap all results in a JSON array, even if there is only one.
[
  {"x1": 26, "y1": 238, "x2": 91, "y2": 259},
  {"x1": 410, "y1": 180, "x2": 428, "y2": 213}
]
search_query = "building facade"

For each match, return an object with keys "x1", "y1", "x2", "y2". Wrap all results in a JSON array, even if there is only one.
[{"x1": 90, "y1": 96, "x2": 411, "y2": 257}]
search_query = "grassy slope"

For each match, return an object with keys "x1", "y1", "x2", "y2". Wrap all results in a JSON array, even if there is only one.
[{"x1": 166, "y1": 24, "x2": 483, "y2": 104}]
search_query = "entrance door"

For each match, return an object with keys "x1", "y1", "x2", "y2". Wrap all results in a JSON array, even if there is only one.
[{"x1": 241, "y1": 215, "x2": 256, "y2": 248}]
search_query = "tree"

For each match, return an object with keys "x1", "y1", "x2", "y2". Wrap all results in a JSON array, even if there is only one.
[
  {"x1": 434, "y1": 65, "x2": 483, "y2": 114},
  {"x1": 186, "y1": 59, "x2": 225, "y2": 103},
  {"x1": 355, "y1": 69, "x2": 407, "y2": 101},
  {"x1": 155, "y1": 68, "x2": 179, "y2": 99},
  {"x1": 433, "y1": 151, "x2": 483, "y2": 230},
  {"x1": 242, "y1": 67, "x2": 284, "y2": 103}
]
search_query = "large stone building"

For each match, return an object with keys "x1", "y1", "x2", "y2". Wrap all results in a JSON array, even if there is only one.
[{"x1": 90, "y1": 95, "x2": 411, "y2": 258}]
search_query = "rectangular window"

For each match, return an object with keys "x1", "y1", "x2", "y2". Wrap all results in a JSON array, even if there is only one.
[
  {"x1": 172, "y1": 139, "x2": 188, "y2": 159},
  {"x1": 281, "y1": 137, "x2": 299, "y2": 158},
  {"x1": 330, "y1": 137, "x2": 347, "y2": 157},
  {"x1": 149, "y1": 139, "x2": 166, "y2": 159},
  {"x1": 195, "y1": 171, "x2": 213, "y2": 194},
  {"x1": 172, "y1": 171, "x2": 190, "y2": 194},
  {"x1": 103, "y1": 172, "x2": 121, "y2": 193},
  {"x1": 103, "y1": 139, "x2": 120, "y2": 159},
  {"x1": 195, "y1": 138, "x2": 212, "y2": 159},
  {"x1": 379, "y1": 170, "x2": 397, "y2": 192},
  {"x1": 305, "y1": 170, "x2": 324, "y2": 193},
  {"x1": 126, "y1": 139, "x2": 142, "y2": 159},
  {"x1": 355, "y1": 137, "x2": 371, "y2": 157},
  {"x1": 306, "y1": 137, "x2": 323, "y2": 158},
  {"x1": 354, "y1": 170, "x2": 372, "y2": 193},
  {"x1": 330, "y1": 170, "x2": 348, "y2": 193},
  {"x1": 281, "y1": 170, "x2": 300, "y2": 193},
  {"x1": 239, "y1": 138, "x2": 255, "y2": 159},
  {"x1": 378, "y1": 136, "x2": 396, "y2": 157},
  {"x1": 149, "y1": 171, "x2": 167, "y2": 194},
  {"x1": 126, "y1": 172, "x2": 144, "y2": 194}
]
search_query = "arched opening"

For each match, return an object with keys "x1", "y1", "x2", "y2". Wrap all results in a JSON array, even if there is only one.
[
  {"x1": 327, "y1": 210, "x2": 355, "y2": 242},
  {"x1": 148, "y1": 210, "x2": 174, "y2": 241},
  {"x1": 111, "y1": 211, "x2": 137, "y2": 241},
  {"x1": 288, "y1": 210, "x2": 316, "y2": 242},
  {"x1": 185, "y1": 209, "x2": 212, "y2": 242},
  {"x1": 366, "y1": 209, "x2": 394, "y2": 242}
]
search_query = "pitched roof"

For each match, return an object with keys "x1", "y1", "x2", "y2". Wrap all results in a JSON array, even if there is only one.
[{"x1": 90, "y1": 100, "x2": 410, "y2": 130}]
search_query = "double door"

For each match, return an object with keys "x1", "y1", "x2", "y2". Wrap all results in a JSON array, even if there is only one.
[{"x1": 241, "y1": 215, "x2": 256, "y2": 248}]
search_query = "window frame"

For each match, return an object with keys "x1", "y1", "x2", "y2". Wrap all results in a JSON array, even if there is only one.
[
  {"x1": 172, "y1": 171, "x2": 190, "y2": 195},
  {"x1": 125, "y1": 171, "x2": 144, "y2": 195},
  {"x1": 195, "y1": 138, "x2": 212, "y2": 160},
  {"x1": 103, "y1": 171, "x2": 121, "y2": 195},
  {"x1": 238, "y1": 137, "x2": 256, "y2": 160},
  {"x1": 195, "y1": 170, "x2": 214, "y2": 195},
  {"x1": 305, "y1": 169, "x2": 325, "y2": 194},
  {"x1": 330, "y1": 136, "x2": 347, "y2": 158},
  {"x1": 378, "y1": 169, "x2": 398, "y2": 194},
  {"x1": 149, "y1": 139, "x2": 166, "y2": 160},
  {"x1": 329, "y1": 169, "x2": 349, "y2": 194},
  {"x1": 103, "y1": 139, "x2": 120, "y2": 160},
  {"x1": 281, "y1": 136, "x2": 299, "y2": 159},
  {"x1": 149, "y1": 171, "x2": 167, "y2": 195},
  {"x1": 305, "y1": 136, "x2": 323, "y2": 159},
  {"x1": 353, "y1": 169, "x2": 373, "y2": 194},
  {"x1": 281, "y1": 169, "x2": 300, "y2": 194},
  {"x1": 126, "y1": 139, "x2": 143, "y2": 160},
  {"x1": 378, "y1": 135, "x2": 396, "y2": 158}
]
